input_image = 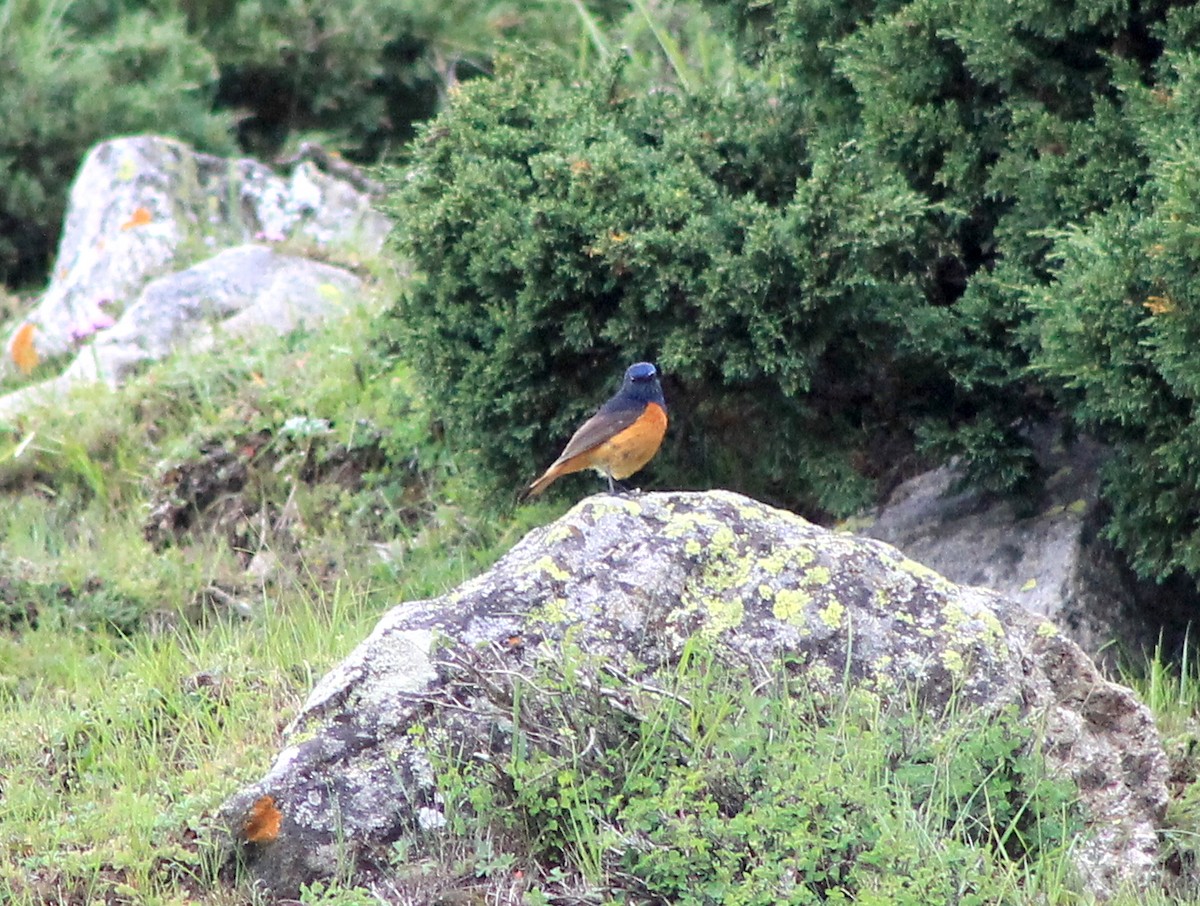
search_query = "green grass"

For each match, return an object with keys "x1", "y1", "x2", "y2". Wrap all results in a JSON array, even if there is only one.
[
  {"x1": 420, "y1": 641, "x2": 1086, "y2": 906},
  {"x1": 0, "y1": 270, "x2": 565, "y2": 905},
  {"x1": 0, "y1": 278, "x2": 1197, "y2": 905}
]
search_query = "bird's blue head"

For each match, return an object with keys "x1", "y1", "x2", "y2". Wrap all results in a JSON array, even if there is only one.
[
  {"x1": 618, "y1": 361, "x2": 666, "y2": 409},
  {"x1": 625, "y1": 362, "x2": 658, "y2": 383}
]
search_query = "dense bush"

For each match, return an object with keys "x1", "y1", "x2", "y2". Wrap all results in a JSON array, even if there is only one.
[
  {"x1": 1035, "y1": 50, "x2": 1200, "y2": 579},
  {"x1": 387, "y1": 57, "x2": 939, "y2": 515},
  {"x1": 192, "y1": 0, "x2": 600, "y2": 160},
  {"x1": 745, "y1": 0, "x2": 1157, "y2": 495},
  {"x1": 385, "y1": 0, "x2": 1200, "y2": 581},
  {"x1": 1, "y1": 0, "x2": 624, "y2": 287}
]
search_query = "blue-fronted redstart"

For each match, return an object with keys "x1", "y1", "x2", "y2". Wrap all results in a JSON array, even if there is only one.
[{"x1": 520, "y1": 362, "x2": 667, "y2": 500}]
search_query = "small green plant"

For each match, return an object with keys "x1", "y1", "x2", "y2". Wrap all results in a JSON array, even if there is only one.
[
  {"x1": 298, "y1": 878, "x2": 381, "y2": 905},
  {"x1": 421, "y1": 641, "x2": 1082, "y2": 904},
  {"x1": 1123, "y1": 642, "x2": 1200, "y2": 900}
]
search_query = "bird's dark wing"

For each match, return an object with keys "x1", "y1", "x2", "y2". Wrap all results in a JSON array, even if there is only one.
[{"x1": 551, "y1": 405, "x2": 643, "y2": 466}]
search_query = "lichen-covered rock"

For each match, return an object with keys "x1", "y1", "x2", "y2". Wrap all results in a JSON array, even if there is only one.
[
  {"x1": 64, "y1": 244, "x2": 361, "y2": 386},
  {"x1": 219, "y1": 490, "x2": 1166, "y2": 900},
  {"x1": 2, "y1": 134, "x2": 388, "y2": 366},
  {"x1": 0, "y1": 245, "x2": 364, "y2": 420}
]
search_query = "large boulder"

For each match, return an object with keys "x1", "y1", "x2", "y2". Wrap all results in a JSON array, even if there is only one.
[{"x1": 219, "y1": 490, "x2": 1167, "y2": 901}]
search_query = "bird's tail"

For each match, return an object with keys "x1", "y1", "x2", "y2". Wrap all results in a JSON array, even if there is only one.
[{"x1": 518, "y1": 461, "x2": 573, "y2": 503}]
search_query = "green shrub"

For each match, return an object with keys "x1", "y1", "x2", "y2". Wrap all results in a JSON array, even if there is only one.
[
  {"x1": 193, "y1": 0, "x2": 453, "y2": 161},
  {"x1": 0, "y1": 0, "x2": 627, "y2": 287},
  {"x1": 824, "y1": 0, "x2": 1154, "y2": 494},
  {"x1": 381, "y1": 0, "x2": 1190, "y2": 513},
  {"x1": 385, "y1": 55, "x2": 938, "y2": 515},
  {"x1": 1034, "y1": 50, "x2": 1200, "y2": 579}
]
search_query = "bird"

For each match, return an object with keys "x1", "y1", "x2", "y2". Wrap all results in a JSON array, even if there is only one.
[{"x1": 519, "y1": 362, "x2": 668, "y2": 501}]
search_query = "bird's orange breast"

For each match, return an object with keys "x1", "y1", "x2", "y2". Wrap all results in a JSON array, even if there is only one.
[{"x1": 578, "y1": 401, "x2": 668, "y2": 480}]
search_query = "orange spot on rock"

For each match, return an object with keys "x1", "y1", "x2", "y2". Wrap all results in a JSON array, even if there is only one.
[
  {"x1": 10, "y1": 323, "x2": 38, "y2": 375},
  {"x1": 120, "y1": 206, "x2": 153, "y2": 231},
  {"x1": 242, "y1": 794, "x2": 283, "y2": 844}
]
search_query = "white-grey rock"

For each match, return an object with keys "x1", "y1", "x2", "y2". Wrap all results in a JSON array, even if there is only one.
[
  {"x1": 863, "y1": 436, "x2": 1197, "y2": 663},
  {"x1": 0, "y1": 135, "x2": 389, "y2": 422},
  {"x1": 63, "y1": 245, "x2": 361, "y2": 386},
  {"x1": 219, "y1": 490, "x2": 1167, "y2": 901}
]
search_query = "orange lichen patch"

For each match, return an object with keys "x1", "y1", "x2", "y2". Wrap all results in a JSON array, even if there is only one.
[
  {"x1": 119, "y1": 206, "x2": 153, "y2": 231},
  {"x1": 1144, "y1": 295, "x2": 1175, "y2": 316},
  {"x1": 503, "y1": 633, "x2": 526, "y2": 654},
  {"x1": 10, "y1": 322, "x2": 38, "y2": 374},
  {"x1": 242, "y1": 794, "x2": 283, "y2": 844}
]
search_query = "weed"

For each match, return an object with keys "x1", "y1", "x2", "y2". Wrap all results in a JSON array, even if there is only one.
[{"x1": 419, "y1": 640, "x2": 1082, "y2": 906}]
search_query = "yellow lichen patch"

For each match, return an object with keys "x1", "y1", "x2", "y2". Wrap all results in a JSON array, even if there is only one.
[
  {"x1": 528, "y1": 597, "x2": 570, "y2": 625},
  {"x1": 757, "y1": 584, "x2": 775, "y2": 601},
  {"x1": 1037, "y1": 621, "x2": 1059, "y2": 638},
  {"x1": 773, "y1": 587, "x2": 812, "y2": 623},
  {"x1": 711, "y1": 525, "x2": 738, "y2": 550},
  {"x1": 817, "y1": 600, "x2": 845, "y2": 630},
  {"x1": 941, "y1": 649, "x2": 965, "y2": 674},
  {"x1": 760, "y1": 544, "x2": 815, "y2": 576},
  {"x1": 898, "y1": 556, "x2": 953, "y2": 592},
  {"x1": 977, "y1": 609, "x2": 1006, "y2": 645},
  {"x1": 758, "y1": 551, "x2": 784, "y2": 576},
  {"x1": 585, "y1": 497, "x2": 644, "y2": 518},
  {"x1": 661, "y1": 508, "x2": 725, "y2": 539},
  {"x1": 702, "y1": 596, "x2": 746, "y2": 636},
  {"x1": 940, "y1": 601, "x2": 968, "y2": 630},
  {"x1": 684, "y1": 538, "x2": 703, "y2": 557},
  {"x1": 893, "y1": 610, "x2": 916, "y2": 625},
  {"x1": 531, "y1": 555, "x2": 571, "y2": 583},
  {"x1": 542, "y1": 522, "x2": 581, "y2": 545},
  {"x1": 804, "y1": 565, "x2": 832, "y2": 586},
  {"x1": 692, "y1": 534, "x2": 756, "y2": 596},
  {"x1": 737, "y1": 501, "x2": 769, "y2": 521}
]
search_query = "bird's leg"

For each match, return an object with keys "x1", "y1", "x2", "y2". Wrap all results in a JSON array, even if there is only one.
[{"x1": 605, "y1": 469, "x2": 616, "y2": 494}]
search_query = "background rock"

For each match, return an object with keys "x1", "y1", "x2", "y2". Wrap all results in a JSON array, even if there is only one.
[
  {"x1": 863, "y1": 432, "x2": 1199, "y2": 665},
  {"x1": 0, "y1": 135, "x2": 388, "y2": 420},
  {"x1": 64, "y1": 244, "x2": 361, "y2": 386},
  {"x1": 219, "y1": 490, "x2": 1167, "y2": 901}
]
